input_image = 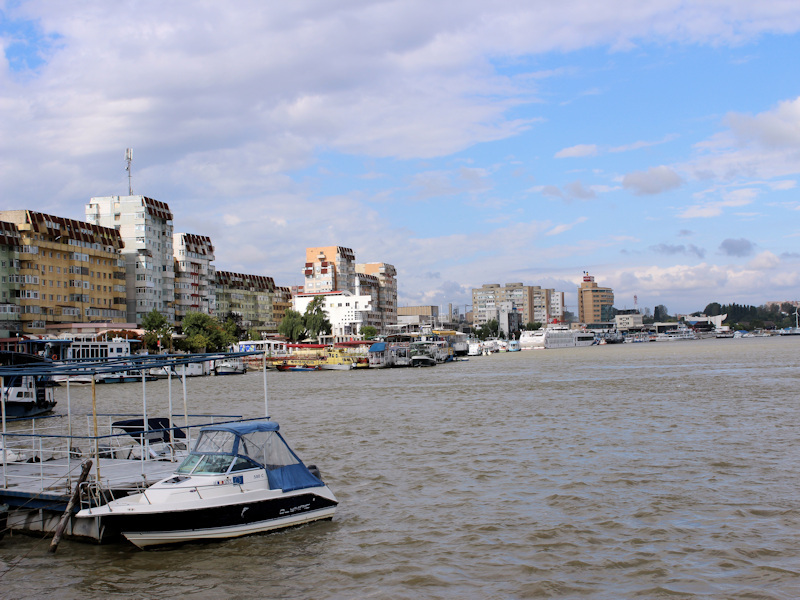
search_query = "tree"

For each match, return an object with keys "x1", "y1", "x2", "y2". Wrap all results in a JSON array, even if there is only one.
[
  {"x1": 180, "y1": 312, "x2": 233, "y2": 352},
  {"x1": 304, "y1": 296, "x2": 332, "y2": 342},
  {"x1": 360, "y1": 325, "x2": 378, "y2": 340},
  {"x1": 524, "y1": 322, "x2": 542, "y2": 331},
  {"x1": 653, "y1": 305, "x2": 670, "y2": 321},
  {"x1": 141, "y1": 309, "x2": 172, "y2": 352},
  {"x1": 221, "y1": 311, "x2": 245, "y2": 341},
  {"x1": 278, "y1": 309, "x2": 306, "y2": 342}
]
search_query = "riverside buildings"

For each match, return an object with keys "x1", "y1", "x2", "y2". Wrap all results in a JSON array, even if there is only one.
[
  {"x1": 472, "y1": 283, "x2": 560, "y2": 327},
  {"x1": 215, "y1": 272, "x2": 276, "y2": 335},
  {"x1": 302, "y1": 246, "x2": 397, "y2": 335},
  {"x1": 0, "y1": 210, "x2": 127, "y2": 335},
  {"x1": 86, "y1": 196, "x2": 176, "y2": 325}
]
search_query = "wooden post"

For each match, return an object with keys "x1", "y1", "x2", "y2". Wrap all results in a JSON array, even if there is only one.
[{"x1": 49, "y1": 459, "x2": 93, "y2": 554}]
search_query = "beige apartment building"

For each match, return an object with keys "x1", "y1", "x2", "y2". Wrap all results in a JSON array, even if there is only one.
[
  {"x1": 0, "y1": 210, "x2": 127, "y2": 335},
  {"x1": 356, "y1": 262, "x2": 397, "y2": 333},
  {"x1": 472, "y1": 283, "x2": 555, "y2": 326},
  {"x1": 215, "y1": 271, "x2": 275, "y2": 335},
  {"x1": 302, "y1": 246, "x2": 356, "y2": 295},
  {"x1": 577, "y1": 272, "x2": 615, "y2": 324}
]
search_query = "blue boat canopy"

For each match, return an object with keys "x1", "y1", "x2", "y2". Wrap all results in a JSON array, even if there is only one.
[
  {"x1": 368, "y1": 342, "x2": 386, "y2": 352},
  {"x1": 200, "y1": 421, "x2": 279, "y2": 435}
]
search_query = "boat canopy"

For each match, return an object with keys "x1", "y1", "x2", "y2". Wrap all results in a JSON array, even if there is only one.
[
  {"x1": 368, "y1": 342, "x2": 386, "y2": 352},
  {"x1": 188, "y1": 421, "x2": 323, "y2": 492}
]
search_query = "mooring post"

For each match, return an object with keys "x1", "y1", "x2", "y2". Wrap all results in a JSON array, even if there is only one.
[{"x1": 49, "y1": 459, "x2": 93, "y2": 554}]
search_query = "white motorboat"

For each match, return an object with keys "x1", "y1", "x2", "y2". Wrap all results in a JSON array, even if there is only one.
[
  {"x1": 213, "y1": 357, "x2": 247, "y2": 375},
  {"x1": 0, "y1": 351, "x2": 58, "y2": 418},
  {"x1": 76, "y1": 420, "x2": 337, "y2": 548}
]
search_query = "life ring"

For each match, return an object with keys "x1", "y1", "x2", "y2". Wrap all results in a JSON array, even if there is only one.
[{"x1": 52, "y1": 354, "x2": 58, "y2": 361}]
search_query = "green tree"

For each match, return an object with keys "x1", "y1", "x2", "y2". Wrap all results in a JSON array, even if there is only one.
[
  {"x1": 141, "y1": 309, "x2": 172, "y2": 352},
  {"x1": 360, "y1": 325, "x2": 378, "y2": 340},
  {"x1": 221, "y1": 311, "x2": 245, "y2": 341},
  {"x1": 278, "y1": 309, "x2": 306, "y2": 342},
  {"x1": 524, "y1": 322, "x2": 542, "y2": 331},
  {"x1": 304, "y1": 296, "x2": 332, "y2": 342},
  {"x1": 180, "y1": 312, "x2": 233, "y2": 352}
]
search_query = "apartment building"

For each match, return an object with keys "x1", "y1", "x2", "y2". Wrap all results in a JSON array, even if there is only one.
[
  {"x1": 356, "y1": 262, "x2": 397, "y2": 333},
  {"x1": 173, "y1": 233, "x2": 216, "y2": 322},
  {"x1": 577, "y1": 272, "x2": 615, "y2": 324},
  {"x1": 0, "y1": 210, "x2": 127, "y2": 335},
  {"x1": 302, "y1": 246, "x2": 356, "y2": 295},
  {"x1": 472, "y1": 283, "x2": 554, "y2": 326},
  {"x1": 85, "y1": 195, "x2": 175, "y2": 325},
  {"x1": 0, "y1": 220, "x2": 22, "y2": 337},
  {"x1": 272, "y1": 286, "x2": 292, "y2": 330},
  {"x1": 215, "y1": 271, "x2": 275, "y2": 335}
]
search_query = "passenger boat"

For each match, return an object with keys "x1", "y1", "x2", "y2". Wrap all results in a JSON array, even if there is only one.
[
  {"x1": 0, "y1": 351, "x2": 58, "y2": 418},
  {"x1": 519, "y1": 326, "x2": 596, "y2": 350},
  {"x1": 409, "y1": 342, "x2": 437, "y2": 367},
  {"x1": 75, "y1": 420, "x2": 338, "y2": 548},
  {"x1": 319, "y1": 349, "x2": 355, "y2": 370}
]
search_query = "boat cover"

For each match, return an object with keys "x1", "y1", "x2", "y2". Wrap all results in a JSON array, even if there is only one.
[
  {"x1": 368, "y1": 342, "x2": 386, "y2": 352},
  {"x1": 195, "y1": 421, "x2": 324, "y2": 492}
]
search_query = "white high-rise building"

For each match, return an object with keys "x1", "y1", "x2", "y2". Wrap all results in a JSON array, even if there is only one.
[
  {"x1": 173, "y1": 233, "x2": 216, "y2": 322},
  {"x1": 85, "y1": 195, "x2": 175, "y2": 324}
]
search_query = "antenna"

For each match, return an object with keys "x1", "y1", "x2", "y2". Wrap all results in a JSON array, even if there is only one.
[
  {"x1": 634, "y1": 295, "x2": 638, "y2": 312},
  {"x1": 125, "y1": 148, "x2": 133, "y2": 195}
]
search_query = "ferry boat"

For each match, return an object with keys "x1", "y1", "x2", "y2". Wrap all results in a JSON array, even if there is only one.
[
  {"x1": 319, "y1": 348, "x2": 355, "y2": 370},
  {"x1": 75, "y1": 420, "x2": 338, "y2": 548},
  {"x1": 519, "y1": 326, "x2": 596, "y2": 350}
]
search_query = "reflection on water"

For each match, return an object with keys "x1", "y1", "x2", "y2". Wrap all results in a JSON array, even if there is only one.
[{"x1": 2, "y1": 338, "x2": 800, "y2": 599}]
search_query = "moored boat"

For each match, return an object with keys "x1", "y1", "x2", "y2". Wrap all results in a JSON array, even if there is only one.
[
  {"x1": 75, "y1": 420, "x2": 338, "y2": 548},
  {"x1": 0, "y1": 351, "x2": 58, "y2": 418}
]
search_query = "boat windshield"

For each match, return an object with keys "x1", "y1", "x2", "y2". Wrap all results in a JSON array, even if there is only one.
[{"x1": 176, "y1": 453, "x2": 260, "y2": 475}]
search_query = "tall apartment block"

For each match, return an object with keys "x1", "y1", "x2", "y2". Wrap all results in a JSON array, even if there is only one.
[
  {"x1": 302, "y1": 246, "x2": 356, "y2": 294},
  {"x1": 173, "y1": 233, "x2": 216, "y2": 322},
  {"x1": 472, "y1": 283, "x2": 554, "y2": 326},
  {"x1": 215, "y1": 271, "x2": 275, "y2": 335},
  {"x1": 577, "y1": 272, "x2": 614, "y2": 324},
  {"x1": 356, "y1": 262, "x2": 397, "y2": 333},
  {"x1": 0, "y1": 210, "x2": 127, "y2": 335},
  {"x1": 0, "y1": 220, "x2": 22, "y2": 337},
  {"x1": 272, "y1": 286, "x2": 292, "y2": 328},
  {"x1": 85, "y1": 196, "x2": 175, "y2": 325}
]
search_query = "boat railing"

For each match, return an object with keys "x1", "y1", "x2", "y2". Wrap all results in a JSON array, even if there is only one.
[{"x1": 0, "y1": 413, "x2": 257, "y2": 497}]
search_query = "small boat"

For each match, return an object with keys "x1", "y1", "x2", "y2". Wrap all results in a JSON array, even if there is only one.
[
  {"x1": 276, "y1": 363, "x2": 321, "y2": 372},
  {"x1": 0, "y1": 351, "x2": 58, "y2": 418},
  {"x1": 213, "y1": 357, "x2": 247, "y2": 376},
  {"x1": 319, "y1": 349, "x2": 355, "y2": 371},
  {"x1": 96, "y1": 369, "x2": 158, "y2": 384},
  {"x1": 75, "y1": 420, "x2": 338, "y2": 549}
]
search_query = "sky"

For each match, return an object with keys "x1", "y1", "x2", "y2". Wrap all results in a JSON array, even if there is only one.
[{"x1": 2, "y1": 1, "x2": 800, "y2": 317}]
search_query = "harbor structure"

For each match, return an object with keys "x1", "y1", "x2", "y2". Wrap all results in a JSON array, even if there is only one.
[
  {"x1": 85, "y1": 196, "x2": 176, "y2": 325},
  {"x1": 0, "y1": 210, "x2": 127, "y2": 335},
  {"x1": 214, "y1": 271, "x2": 275, "y2": 335},
  {"x1": 577, "y1": 272, "x2": 615, "y2": 324},
  {"x1": 0, "y1": 220, "x2": 22, "y2": 337},
  {"x1": 173, "y1": 233, "x2": 216, "y2": 323}
]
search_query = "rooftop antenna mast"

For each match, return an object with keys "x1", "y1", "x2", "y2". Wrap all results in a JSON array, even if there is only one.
[{"x1": 125, "y1": 148, "x2": 133, "y2": 195}]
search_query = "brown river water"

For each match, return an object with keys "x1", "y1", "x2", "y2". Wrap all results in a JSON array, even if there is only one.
[{"x1": 1, "y1": 337, "x2": 799, "y2": 599}]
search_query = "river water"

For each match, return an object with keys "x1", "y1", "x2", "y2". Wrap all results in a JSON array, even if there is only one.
[{"x1": 1, "y1": 337, "x2": 799, "y2": 599}]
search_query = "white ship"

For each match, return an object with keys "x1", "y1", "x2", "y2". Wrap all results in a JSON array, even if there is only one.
[{"x1": 519, "y1": 326, "x2": 596, "y2": 350}]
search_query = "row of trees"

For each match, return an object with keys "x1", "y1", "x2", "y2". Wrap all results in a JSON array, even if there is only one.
[{"x1": 140, "y1": 309, "x2": 247, "y2": 353}]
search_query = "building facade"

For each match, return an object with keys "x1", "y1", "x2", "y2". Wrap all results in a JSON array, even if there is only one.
[
  {"x1": 0, "y1": 220, "x2": 22, "y2": 337},
  {"x1": 472, "y1": 283, "x2": 555, "y2": 326},
  {"x1": 293, "y1": 291, "x2": 373, "y2": 339},
  {"x1": 0, "y1": 210, "x2": 127, "y2": 335},
  {"x1": 302, "y1": 246, "x2": 356, "y2": 295},
  {"x1": 356, "y1": 262, "x2": 397, "y2": 334},
  {"x1": 86, "y1": 195, "x2": 175, "y2": 325},
  {"x1": 173, "y1": 233, "x2": 216, "y2": 323},
  {"x1": 577, "y1": 272, "x2": 615, "y2": 324},
  {"x1": 215, "y1": 271, "x2": 275, "y2": 335}
]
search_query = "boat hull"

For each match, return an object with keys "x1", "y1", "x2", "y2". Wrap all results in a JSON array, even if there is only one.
[{"x1": 93, "y1": 490, "x2": 337, "y2": 548}]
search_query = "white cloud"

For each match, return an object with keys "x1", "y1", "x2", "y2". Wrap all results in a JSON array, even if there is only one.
[
  {"x1": 622, "y1": 166, "x2": 684, "y2": 195},
  {"x1": 555, "y1": 144, "x2": 598, "y2": 158}
]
